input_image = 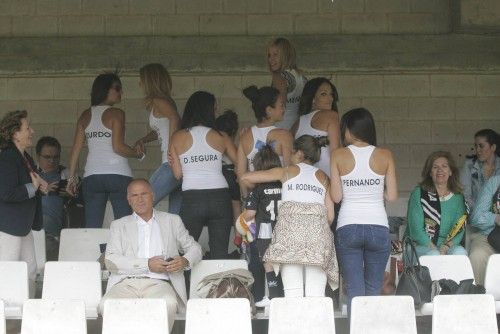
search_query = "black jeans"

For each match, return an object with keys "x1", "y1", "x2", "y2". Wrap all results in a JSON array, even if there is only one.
[
  {"x1": 248, "y1": 241, "x2": 265, "y2": 301},
  {"x1": 180, "y1": 188, "x2": 232, "y2": 259}
]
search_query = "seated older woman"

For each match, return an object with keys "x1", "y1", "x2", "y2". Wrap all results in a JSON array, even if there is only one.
[
  {"x1": 469, "y1": 175, "x2": 500, "y2": 285},
  {"x1": 406, "y1": 151, "x2": 468, "y2": 258}
]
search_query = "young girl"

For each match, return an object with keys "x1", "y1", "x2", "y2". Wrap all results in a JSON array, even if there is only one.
[
  {"x1": 169, "y1": 91, "x2": 237, "y2": 259},
  {"x1": 241, "y1": 135, "x2": 338, "y2": 297},
  {"x1": 267, "y1": 37, "x2": 307, "y2": 130},
  {"x1": 134, "y1": 63, "x2": 182, "y2": 213},
  {"x1": 330, "y1": 108, "x2": 398, "y2": 316},
  {"x1": 238, "y1": 85, "x2": 293, "y2": 196},
  {"x1": 67, "y1": 73, "x2": 142, "y2": 228},
  {"x1": 293, "y1": 77, "x2": 341, "y2": 176},
  {"x1": 243, "y1": 145, "x2": 283, "y2": 307}
]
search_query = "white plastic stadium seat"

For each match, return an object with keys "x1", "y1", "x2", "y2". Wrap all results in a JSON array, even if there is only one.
[
  {"x1": 102, "y1": 299, "x2": 169, "y2": 334},
  {"x1": 32, "y1": 229, "x2": 46, "y2": 275},
  {"x1": 484, "y1": 253, "x2": 500, "y2": 313},
  {"x1": 432, "y1": 294, "x2": 497, "y2": 334},
  {"x1": 189, "y1": 259, "x2": 248, "y2": 298},
  {"x1": 58, "y1": 228, "x2": 110, "y2": 261},
  {"x1": 350, "y1": 296, "x2": 417, "y2": 334},
  {"x1": 42, "y1": 261, "x2": 101, "y2": 318},
  {"x1": 419, "y1": 255, "x2": 474, "y2": 315},
  {"x1": 0, "y1": 300, "x2": 5, "y2": 334},
  {"x1": 185, "y1": 298, "x2": 251, "y2": 334},
  {"x1": 0, "y1": 261, "x2": 29, "y2": 318},
  {"x1": 269, "y1": 297, "x2": 336, "y2": 334},
  {"x1": 21, "y1": 299, "x2": 86, "y2": 334}
]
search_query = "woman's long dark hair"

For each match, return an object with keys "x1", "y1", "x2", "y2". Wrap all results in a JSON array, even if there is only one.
[
  {"x1": 299, "y1": 77, "x2": 339, "y2": 116},
  {"x1": 340, "y1": 108, "x2": 377, "y2": 146},
  {"x1": 90, "y1": 72, "x2": 121, "y2": 106},
  {"x1": 181, "y1": 91, "x2": 216, "y2": 129}
]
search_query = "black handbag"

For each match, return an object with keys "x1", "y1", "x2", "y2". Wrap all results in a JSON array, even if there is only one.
[
  {"x1": 487, "y1": 225, "x2": 500, "y2": 253},
  {"x1": 395, "y1": 238, "x2": 433, "y2": 307}
]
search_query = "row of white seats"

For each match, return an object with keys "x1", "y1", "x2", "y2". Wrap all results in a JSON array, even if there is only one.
[
  {"x1": 3, "y1": 255, "x2": 500, "y2": 318},
  {"x1": 33, "y1": 227, "x2": 239, "y2": 275},
  {"x1": 0, "y1": 259, "x2": 248, "y2": 319},
  {"x1": 418, "y1": 254, "x2": 500, "y2": 314},
  {"x1": 0, "y1": 295, "x2": 497, "y2": 334}
]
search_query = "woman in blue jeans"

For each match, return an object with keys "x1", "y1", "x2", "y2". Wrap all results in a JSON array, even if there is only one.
[
  {"x1": 67, "y1": 73, "x2": 143, "y2": 228},
  {"x1": 134, "y1": 63, "x2": 182, "y2": 213},
  {"x1": 330, "y1": 108, "x2": 398, "y2": 316}
]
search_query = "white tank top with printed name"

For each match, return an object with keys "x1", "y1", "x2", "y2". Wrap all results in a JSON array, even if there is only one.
[
  {"x1": 337, "y1": 145, "x2": 387, "y2": 229},
  {"x1": 84, "y1": 105, "x2": 132, "y2": 177},
  {"x1": 275, "y1": 69, "x2": 307, "y2": 130},
  {"x1": 247, "y1": 125, "x2": 276, "y2": 171},
  {"x1": 149, "y1": 110, "x2": 170, "y2": 164},
  {"x1": 295, "y1": 110, "x2": 331, "y2": 176},
  {"x1": 282, "y1": 163, "x2": 326, "y2": 204},
  {"x1": 179, "y1": 126, "x2": 228, "y2": 191}
]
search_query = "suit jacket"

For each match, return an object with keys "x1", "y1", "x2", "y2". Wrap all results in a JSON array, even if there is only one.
[
  {"x1": 105, "y1": 209, "x2": 202, "y2": 311},
  {"x1": 0, "y1": 146, "x2": 42, "y2": 236}
]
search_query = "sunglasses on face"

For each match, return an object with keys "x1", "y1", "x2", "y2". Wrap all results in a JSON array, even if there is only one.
[{"x1": 40, "y1": 155, "x2": 60, "y2": 161}]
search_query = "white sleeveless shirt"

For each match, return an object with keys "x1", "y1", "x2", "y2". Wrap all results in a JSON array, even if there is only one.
[
  {"x1": 246, "y1": 125, "x2": 276, "y2": 171},
  {"x1": 282, "y1": 163, "x2": 326, "y2": 204},
  {"x1": 295, "y1": 110, "x2": 331, "y2": 176},
  {"x1": 179, "y1": 126, "x2": 228, "y2": 191},
  {"x1": 275, "y1": 69, "x2": 307, "y2": 130},
  {"x1": 84, "y1": 105, "x2": 132, "y2": 178},
  {"x1": 149, "y1": 110, "x2": 170, "y2": 164},
  {"x1": 337, "y1": 145, "x2": 388, "y2": 229}
]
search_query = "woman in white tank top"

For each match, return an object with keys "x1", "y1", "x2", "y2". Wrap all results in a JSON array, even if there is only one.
[
  {"x1": 330, "y1": 108, "x2": 398, "y2": 317},
  {"x1": 293, "y1": 77, "x2": 341, "y2": 177},
  {"x1": 241, "y1": 135, "x2": 338, "y2": 297},
  {"x1": 267, "y1": 37, "x2": 307, "y2": 130},
  {"x1": 170, "y1": 91, "x2": 237, "y2": 259},
  {"x1": 67, "y1": 73, "x2": 143, "y2": 228},
  {"x1": 133, "y1": 64, "x2": 182, "y2": 213},
  {"x1": 238, "y1": 85, "x2": 293, "y2": 196}
]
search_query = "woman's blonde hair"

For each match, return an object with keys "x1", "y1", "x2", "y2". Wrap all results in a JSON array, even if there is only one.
[
  {"x1": 139, "y1": 63, "x2": 172, "y2": 101},
  {"x1": 267, "y1": 37, "x2": 297, "y2": 71}
]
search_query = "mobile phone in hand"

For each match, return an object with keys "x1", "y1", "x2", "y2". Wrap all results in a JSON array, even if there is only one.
[{"x1": 164, "y1": 256, "x2": 174, "y2": 262}]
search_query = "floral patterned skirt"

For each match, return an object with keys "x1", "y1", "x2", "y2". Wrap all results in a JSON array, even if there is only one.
[{"x1": 263, "y1": 201, "x2": 339, "y2": 290}]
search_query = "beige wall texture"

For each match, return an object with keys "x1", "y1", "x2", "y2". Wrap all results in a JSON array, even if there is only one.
[
  {"x1": 0, "y1": 0, "x2": 499, "y2": 196},
  {"x1": 0, "y1": 0, "x2": 453, "y2": 36}
]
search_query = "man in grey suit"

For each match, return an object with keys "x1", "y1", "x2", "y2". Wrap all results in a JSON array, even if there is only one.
[{"x1": 100, "y1": 178, "x2": 202, "y2": 331}]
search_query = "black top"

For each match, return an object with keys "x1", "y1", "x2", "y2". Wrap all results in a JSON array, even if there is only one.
[
  {"x1": 0, "y1": 146, "x2": 42, "y2": 236},
  {"x1": 245, "y1": 181, "x2": 282, "y2": 236}
]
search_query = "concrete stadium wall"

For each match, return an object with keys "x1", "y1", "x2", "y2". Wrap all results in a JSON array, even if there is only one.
[
  {"x1": 0, "y1": 0, "x2": 499, "y2": 196},
  {"x1": 0, "y1": 0, "x2": 452, "y2": 36}
]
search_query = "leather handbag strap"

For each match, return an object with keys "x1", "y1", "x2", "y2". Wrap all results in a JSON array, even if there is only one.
[{"x1": 402, "y1": 236, "x2": 422, "y2": 270}]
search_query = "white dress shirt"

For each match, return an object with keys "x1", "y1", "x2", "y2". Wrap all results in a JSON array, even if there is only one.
[{"x1": 134, "y1": 212, "x2": 170, "y2": 281}]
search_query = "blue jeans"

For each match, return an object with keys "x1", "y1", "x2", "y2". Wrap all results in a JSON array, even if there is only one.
[
  {"x1": 336, "y1": 224, "x2": 391, "y2": 316},
  {"x1": 149, "y1": 162, "x2": 182, "y2": 214},
  {"x1": 82, "y1": 174, "x2": 132, "y2": 228}
]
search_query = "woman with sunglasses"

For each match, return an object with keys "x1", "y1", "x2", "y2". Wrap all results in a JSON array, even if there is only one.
[{"x1": 67, "y1": 73, "x2": 143, "y2": 228}]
